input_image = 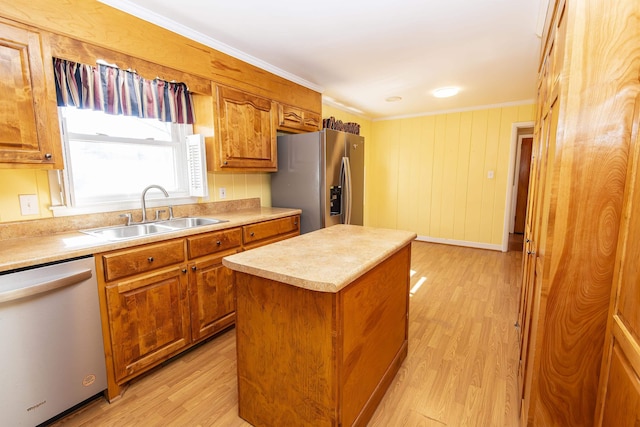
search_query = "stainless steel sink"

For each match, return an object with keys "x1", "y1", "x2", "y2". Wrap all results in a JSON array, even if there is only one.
[
  {"x1": 81, "y1": 217, "x2": 227, "y2": 241},
  {"x1": 156, "y1": 217, "x2": 223, "y2": 228}
]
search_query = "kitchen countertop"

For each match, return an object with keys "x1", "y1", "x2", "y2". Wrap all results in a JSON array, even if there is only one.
[
  {"x1": 0, "y1": 198, "x2": 300, "y2": 272},
  {"x1": 222, "y1": 224, "x2": 416, "y2": 293}
]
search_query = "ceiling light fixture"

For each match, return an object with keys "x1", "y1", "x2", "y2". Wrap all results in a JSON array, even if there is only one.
[
  {"x1": 433, "y1": 87, "x2": 460, "y2": 98},
  {"x1": 385, "y1": 96, "x2": 402, "y2": 102}
]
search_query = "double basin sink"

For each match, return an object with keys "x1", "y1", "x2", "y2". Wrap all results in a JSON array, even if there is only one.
[{"x1": 82, "y1": 217, "x2": 227, "y2": 241}]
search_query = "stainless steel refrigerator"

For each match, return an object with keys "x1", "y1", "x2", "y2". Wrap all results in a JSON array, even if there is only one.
[{"x1": 271, "y1": 129, "x2": 365, "y2": 234}]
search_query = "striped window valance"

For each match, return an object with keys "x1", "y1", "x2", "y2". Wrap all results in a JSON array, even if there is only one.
[{"x1": 53, "y1": 58, "x2": 195, "y2": 124}]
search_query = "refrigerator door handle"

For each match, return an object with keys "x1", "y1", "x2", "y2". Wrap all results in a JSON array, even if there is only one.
[{"x1": 341, "y1": 156, "x2": 353, "y2": 224}]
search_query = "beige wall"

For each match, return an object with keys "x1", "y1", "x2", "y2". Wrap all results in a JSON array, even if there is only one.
[
  {"x1": 0, "y1": 169, "x2": 271, "y2": 223},
  {"x1": 367, "y1": 104, "x2": 535, "y2": 248},
  {"x1": 0, "y1": 169, "x2": 52, "y2": 222},
  {"x1": 2, "y1": 102, "x2": 534, "y2": 239}
]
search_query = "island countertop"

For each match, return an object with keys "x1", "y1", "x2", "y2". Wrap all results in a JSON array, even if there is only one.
[{"x1": 222, "y1": 224, "x2": 416, "y2": 293}]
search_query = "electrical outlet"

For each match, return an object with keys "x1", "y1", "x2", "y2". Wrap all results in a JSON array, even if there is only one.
[
  {"x1": 219, "y1": 187, "x2": 226, "y2": 199},
  {"x1": 487, "y1": 170, "x2": 495, "y2": 179},
  {"x1": 19, "y1": 194, "x2": 39, "y2": 216}
]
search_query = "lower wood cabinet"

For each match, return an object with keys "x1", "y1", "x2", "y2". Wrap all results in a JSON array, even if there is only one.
[
  {"x1": 243, "y1": 215, "x2": 300, "y2": 249},
  {"x1": 96, "y1": 216, "x2": 300, "y2": 401},
  {"x1": 188, "y1": 250, "x2": 240, "y2": 342},
  {"x1": 105, "y1": 265, "x2": 191, "y2": 383}
]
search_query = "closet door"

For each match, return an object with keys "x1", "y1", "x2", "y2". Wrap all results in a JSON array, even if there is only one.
[{"x1": 596, "y1": 95, "x2": 640, "y2": 426}]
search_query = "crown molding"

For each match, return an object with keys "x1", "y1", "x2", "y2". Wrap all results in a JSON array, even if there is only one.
[{"x1": 98, "y1": 0, "x2": 324, "y2": 93}]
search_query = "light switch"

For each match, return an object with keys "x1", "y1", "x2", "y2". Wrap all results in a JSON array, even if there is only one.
[
  {"x1": 219, "y1": 187, "x2": 226, "y2": 199},
  {"x1": 19, "y1": 194, "x2": 39, "y2": 216},
  {"x1": 487, "y1": 170, "x2": 495, "y2": 179}
]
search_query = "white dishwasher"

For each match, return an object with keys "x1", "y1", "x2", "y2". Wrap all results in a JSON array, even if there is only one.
[{"x1": 0, "y1": 256, "x2": 107, "y2": 426}]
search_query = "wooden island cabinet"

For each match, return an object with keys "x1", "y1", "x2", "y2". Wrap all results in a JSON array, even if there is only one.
[{"x1": 223, "y1": 225, "x2": 416, "y2": 426}]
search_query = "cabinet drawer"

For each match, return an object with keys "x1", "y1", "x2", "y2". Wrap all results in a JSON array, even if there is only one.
[
  {"x1": 187, "y1": 227, "x2": 242, "y2": 259},
  {"x1": 102, "y1": 240, "x2": 185, "y2": 282},
  {"x1": 243, "y1": 216, "x2": 300, "y2": 246}
]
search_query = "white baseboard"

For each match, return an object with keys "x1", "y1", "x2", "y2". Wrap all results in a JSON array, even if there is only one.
[{"x1": 414, "y1": 235, "x2": 504, "y2": 252}]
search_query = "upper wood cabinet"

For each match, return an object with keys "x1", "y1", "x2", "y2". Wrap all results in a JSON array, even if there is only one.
[
  {"x1": 277, "y1": 103, "x2": 321, "y2": 133},
  {"x1": 0, "y1": 20, "x2": 60, "y2": 167},
  {"x1": 214, "y1": 84, "x2": 277, "y2": 171}
]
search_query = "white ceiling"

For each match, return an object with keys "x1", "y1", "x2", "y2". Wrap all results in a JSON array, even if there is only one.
[{"x1": 100, "y1": 0, "x2": 546, "y2": 120}]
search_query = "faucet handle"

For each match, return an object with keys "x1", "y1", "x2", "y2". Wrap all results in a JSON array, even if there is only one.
[
  {"x1": 154, "y1": 209, "x2": 166, "y2": 221},
  {"x1": 119, "y1": 213, "x2": 133, "y2": 226},
  {"x1": 168, "y1": 205, "x2": 174, "y2": 220}
]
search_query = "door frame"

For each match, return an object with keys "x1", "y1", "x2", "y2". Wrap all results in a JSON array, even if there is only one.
[
  {"x1": 501, "y1": 121, "x2": 535, "y2": 252},
  {"x1": 510, "y1": 133, "x2": 534, "y2": 233}
]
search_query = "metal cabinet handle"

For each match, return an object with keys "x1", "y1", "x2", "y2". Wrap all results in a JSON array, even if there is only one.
[
  {"x1": 192, "y1": 266, "x2": 197, "y2": 271},
  {"x1": 182, "y1": 268, "x2": 187, "y2": 274},
  {"x1": 216, "y1": 240, "x2": 221, "y2": 246},
  {"x1": 250, "y1": 232, "x2": 255, "y2": 237},
  {"x1": 44, "y1": 153, "x2": 52, "y2": 160},
  {"x1": 527, "y1": 250, "x2": 536, "y2": 255},
  {"x1": 148, "y1": 257, "x2": 154, "y2": 263}
]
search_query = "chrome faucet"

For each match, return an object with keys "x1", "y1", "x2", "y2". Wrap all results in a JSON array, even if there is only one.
[{"x1": 140, "y1": 185, "x2": 169, "y2": 223}]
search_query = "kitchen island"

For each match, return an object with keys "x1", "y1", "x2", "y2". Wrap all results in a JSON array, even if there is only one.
[{"x1": 223, "y1": 224, "x2": 416, "y2": 426}]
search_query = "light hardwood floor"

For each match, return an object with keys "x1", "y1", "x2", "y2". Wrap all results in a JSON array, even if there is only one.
[{"x1": 52, "y1": 241, "x2": 522, "y2": 426}]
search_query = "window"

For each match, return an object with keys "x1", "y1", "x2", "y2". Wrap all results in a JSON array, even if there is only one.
[{"x1": 51, "y1": 107, "x2": 207, "y2": 215}]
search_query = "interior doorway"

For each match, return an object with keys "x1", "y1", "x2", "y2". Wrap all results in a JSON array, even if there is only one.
[
  {"x1": 501, "y1": 122, "x2": 534, "y2": 252},
  {"x1": 514, "y1": 135, "x2": 533, "y2": 234}
]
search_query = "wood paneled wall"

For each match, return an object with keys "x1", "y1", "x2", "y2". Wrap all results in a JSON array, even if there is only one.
[{"x1": 367, "y1": 104, "x2": 534, "y2": 248}]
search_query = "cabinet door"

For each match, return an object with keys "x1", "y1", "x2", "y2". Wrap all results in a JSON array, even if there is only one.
[
  {"x1": 0, "y1": 21, "x2": 59, "y2": 166},
  {"x1": 189, "y1": 249, "x2": 240, "y2": 342},
  {"x1": 215, "y1": 84, "x2": 277, "y2": 171},
  {"x1": 596, "y1": 94, "x2": 640, "y2": 426},
  {"x1": 277, "y1": 103, "x2": 321, "y2": 132},
  {"x1": 105, "y1": 266, "x2": 190, "y2": 382},
  {"x1": 600, "y1": 344, "x2": 640, "y2": 426}
]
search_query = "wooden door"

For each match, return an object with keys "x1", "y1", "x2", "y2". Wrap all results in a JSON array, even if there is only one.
[
  {"x1": 188, "y1": 250, "x2": 239, "y2": 342},
  {"x1": 215, "y1": 84, "x2": 277, "y2": 171},
  {"x1": 0, "y1": 21, "x2": 59, "y2": 166},
  {"x1": 106, "y1": 266, "x2": 191, "y2": 382},
  {"x1": 595, "y1": 95, "x2": 640, "y2": 426},
  {"x1": 514, "y1": 137, "x2": 533, "y2": 234}
]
